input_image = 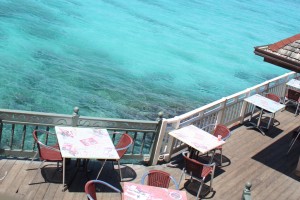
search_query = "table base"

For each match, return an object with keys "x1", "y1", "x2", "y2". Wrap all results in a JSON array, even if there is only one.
[{"x1": 246, "y1": 122, "x2": 268, "y2": 136}]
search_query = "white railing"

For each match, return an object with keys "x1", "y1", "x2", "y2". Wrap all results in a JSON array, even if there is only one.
[{"x1": 150, "y1": 71, "x2": 299, "y2": 165}]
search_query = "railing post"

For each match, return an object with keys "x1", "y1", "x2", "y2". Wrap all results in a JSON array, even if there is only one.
[
  {"x1": 239, "y1": 89, "x2": 251, "y2": 123},
  {"x1": 216, "y1": 97, "x2": 227, "y2": 125},
  {"x1": 72, "y1": 107, "x2": 80, "y2": 127},
  {"x1": 241, "y1": 182, "x2": 252, "y2": 200},
  {"x1": 149, "y1": 112, "x2": 165, "y2": 166}
]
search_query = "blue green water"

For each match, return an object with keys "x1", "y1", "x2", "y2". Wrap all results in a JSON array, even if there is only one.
[{"x1": 0, "y1": 0, "x2": 299, "y2": 120}]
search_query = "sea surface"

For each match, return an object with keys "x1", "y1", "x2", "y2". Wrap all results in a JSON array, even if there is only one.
[{"x1": 0, "y1": 0, "x2": 299, "y2": 120}]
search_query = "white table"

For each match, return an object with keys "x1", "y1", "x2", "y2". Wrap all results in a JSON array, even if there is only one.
[
  {"x1": 244, "y1": 94, "x2": 285, "y2": 135},
  {"x1": 55, "y1": 126, "x2": 119, "y2": 190},
  {"x1": 169, "y1": 125, "x2": 225, "y2": 163},
  {"x1": 286, "y1": 79, "x2": 300, "y2": 89}
]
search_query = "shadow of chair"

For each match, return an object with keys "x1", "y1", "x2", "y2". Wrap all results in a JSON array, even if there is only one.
[
  {"x1": 141, "y1": 170, "x2": 179, "y2": 190},
  {"x1": 284, "y1": 88, "x2": 300, "y2": 116},
  {"x1": 179, "y1": 151, "x2": 216, "y2": 199},
  {"x1": 96, "y1": 132, "x2": 133, "y2": 181},
  {"x1": 85, "y1": 179, "x2": 121, "y2": 200}
]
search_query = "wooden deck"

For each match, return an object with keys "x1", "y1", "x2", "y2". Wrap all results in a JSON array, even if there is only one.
[{"x1": 1, "y1": 108, "x2": 300, "y2": 200}]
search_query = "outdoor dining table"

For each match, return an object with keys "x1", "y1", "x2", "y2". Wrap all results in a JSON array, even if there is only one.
[
  {"x1": 168, "y1": 125, "x2": 225, "y2": 163},
  {"x1": 286, "y1": 78, "x2": 300, "y2": 90},
  {"x1": 244, "y1": 94, "x2": 285, "y2": 135},
  {"x1": 55, "y1": 126, "x2": 119, "y2": 190},
  {"x1": 122, "y1": 182, "x2": 187, "y2": 200}
]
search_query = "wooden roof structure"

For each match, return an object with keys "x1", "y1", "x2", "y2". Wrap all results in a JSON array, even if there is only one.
[{"x1": 254, "y1": 34, "x2": 300, "y2": 72}]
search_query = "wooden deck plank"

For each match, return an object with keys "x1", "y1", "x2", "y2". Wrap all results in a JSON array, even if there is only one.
[
  {"x1": 0, "y1": 109, "x2": 300, "y2": 199},
  {"x1": 0, "y1": 159, "x2": 17, "y2": 193}
]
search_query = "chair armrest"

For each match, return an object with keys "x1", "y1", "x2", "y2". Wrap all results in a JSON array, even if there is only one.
[
  {"x1": 140, "y1": 172, "x2": 149, "y2": 185},
  {"x1": 200, "y1": 124, "x2": 217, "y2": 133}
]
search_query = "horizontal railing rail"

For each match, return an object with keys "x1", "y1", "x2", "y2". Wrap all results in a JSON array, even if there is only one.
[{"x1": 0, "y1": 107, "x2": 160, "y2": 163}]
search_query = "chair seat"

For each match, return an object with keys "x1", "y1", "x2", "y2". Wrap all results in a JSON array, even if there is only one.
[{"x1": 39, "y1": 146, "x2": 62, "y2": 161}]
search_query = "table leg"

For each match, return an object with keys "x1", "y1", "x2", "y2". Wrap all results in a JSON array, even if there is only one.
[
  {"x1": 295, "y1": 156, "x2": 300, "y2": 177},
  {"x1": 62, "y1": 157, "x2": 66, "y2": 191},
  {"x1": 246, "y1": 109, "x2": 266, "y2": 135},
  {"x1": 96, "y1": 159, "x2": 107, "y2": 180},
  {"x1": 209, "y1": 150, "x2": 216, "y2": 164}
]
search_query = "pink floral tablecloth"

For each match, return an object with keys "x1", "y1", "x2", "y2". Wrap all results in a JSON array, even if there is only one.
[
  {"x1": 286, "y1": 79, "x2": 300, "y2": 90},
  {"x1": 55, "y1": 126, "x2": 119, "y2": 160},
  {"x1": 123, "y1": 182, "x2": 187, "y2": 200},
  {"x1": 168, "y1": 125, "x2": 225, "y2": 154},
  {"x1": 244, "y1": 94, "x2": 285, "y2": 113}
]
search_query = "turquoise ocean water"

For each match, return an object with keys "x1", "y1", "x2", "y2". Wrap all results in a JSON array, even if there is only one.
[{"x1": 0, "y1": 0, "x2": 299, "y2": 120}]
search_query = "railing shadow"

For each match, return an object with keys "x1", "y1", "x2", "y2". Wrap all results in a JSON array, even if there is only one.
[
  {"x1": 251, "y1": 129, "x2": 300, "y2": 181},
  {"x1": 66, "y1": 160, "x2": 137, "y2": 192}
]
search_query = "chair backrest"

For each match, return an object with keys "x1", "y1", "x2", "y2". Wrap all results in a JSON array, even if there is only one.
[
  {"x1": 182, "y1": 152, "x2": 208, "y2": 179},
  {"x1": 32, "y1": 130, "x2": 62, "y2": 161},
  {"x1": 85, "y1": 180, "x2": 121, "y2": 200},
  {"x1": 114, "y1": 133, "x2": 133, "y2": 158},
  {"x1": 286, "y1": 89, "x2": 300, "y2": 102},
  {"x1": 213, "y1": 124, "x2": 231, "y2": 141},
  {"x1": 141, "y1": 170, "x2": 179, "y2": 189},
  {"x1": 265, "y1": 93, "x2": 281, "y2": 103}
]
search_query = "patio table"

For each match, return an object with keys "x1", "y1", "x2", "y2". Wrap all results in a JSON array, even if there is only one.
[
  {"x1": 286, "y1": 78, "x2": 300, "y2": 90},
  {"x1": 55, "y1": 126, "x2": 119, "y2": 190},
  {"x1": 168, "y1": 125, "x2": 225, "y2": 163},
  {"x1": 122, "y1": 182, "x2": 187, "y2": 200},
  {"x1": 244, "y1": 94, "x2": 285, "y2": 135}
]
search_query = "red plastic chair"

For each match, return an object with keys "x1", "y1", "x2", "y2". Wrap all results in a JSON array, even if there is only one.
[
  {"x1": 30, "y1": 130, "x2": 62, "y2": 169},
  {"x1": 96, "y1": 132, "x2": 133, "y2": 181},
  {"x1": 85, "y1": 180, "x2": 121, "y2": 200},
  {"x1": 179, "y1": 151, "x2": 215, "y2": 199},
  {"x1": 141, "y1": 170, "x2": 179, "y2": 190},
  {"x1": 284, "y1": 89, "x2": 300, "y2": 116},
  {"x1": 201, "y1": 124, "x2": 231, "y2": 165}
]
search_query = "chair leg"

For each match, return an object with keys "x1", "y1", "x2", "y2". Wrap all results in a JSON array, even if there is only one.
[
  {"x1": 27, "y1": 151, "x2": 39, "y2": 170},
  {"x1": 38, "y1": 160, "x2": 45, "y2": 169},
  {"x1": 178, "y1": 170, "x2": 185, "y2": 188},
  {"x1": 196, "y1": 180, "x2": 204, "y2": 199},
  {"x1": 296, "y1": 103, "x2": 300, "y2": 116},
  {"x1": 220, "y1": 149, "x2": 223, "y2": 166},
  {"x1": 117, "y1": 160, "x2": 123, "y2": 181},
  {"x1": 209, "y1": 166, "x2": 215, "y2": 191},
  {"x1": 287, "y1": 132, "x2": 300, "y2": 154},
  {"x1": 96, "y1": 159, "x2": 107, "y2": 180}
]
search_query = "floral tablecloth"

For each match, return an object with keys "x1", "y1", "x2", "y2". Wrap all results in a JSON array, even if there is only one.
[
  {"x1": 55, "y1": 126, "x2": 119, "y2": 160},
  {"x1": 123, "y1": 182, "x2": 187, "y2": 200}
]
